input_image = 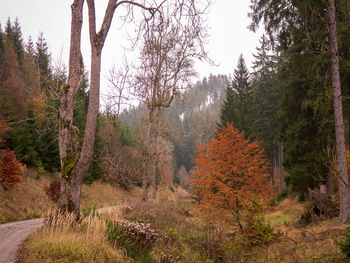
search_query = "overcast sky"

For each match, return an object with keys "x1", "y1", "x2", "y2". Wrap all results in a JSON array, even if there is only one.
[{"x1": 0, "y1": 0, "x2": 262, "y2": 90}]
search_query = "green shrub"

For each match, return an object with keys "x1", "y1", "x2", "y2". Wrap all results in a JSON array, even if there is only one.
[{"x1": 239, "y1": 199, "x2": 280, "y2": 247}]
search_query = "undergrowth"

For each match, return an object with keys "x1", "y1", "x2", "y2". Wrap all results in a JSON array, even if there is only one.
[
  {"x1": 14, "y1": 185, "x2": 350, "y2": 262},
  {"x1": 17, "y1": 211, "x2": 130, "y2": 263}
]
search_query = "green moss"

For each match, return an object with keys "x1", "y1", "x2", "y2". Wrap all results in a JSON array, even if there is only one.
[
  {"x1": 61, "y1": 84, "x2": 70, "y2": 93},
  {"x1": 62, "y1": 155, "x2": 77, "y2": 179}
]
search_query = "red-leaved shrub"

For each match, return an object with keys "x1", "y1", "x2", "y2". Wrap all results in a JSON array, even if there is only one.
[
  {"x1": 44, "y1": 177, "x2": 61, "y2": 202},
  {"x1": 0, "y1": 148, "x2": 24, "y2": 189}
]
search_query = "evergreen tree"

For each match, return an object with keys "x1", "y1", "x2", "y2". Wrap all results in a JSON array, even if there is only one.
[
  {"x1": 35, "y1": 32, "x2": 51, "y2": 91},
  {"x1": 250, "y1": 34, "x2": 280, "y2": 175},
  {"x1": 219, "y1": 54, "x2": 253, "y2": 135},
  {"x1": 248, "y1": 0, "x2": 343, "y2": 198},
  {"x1": 219, "y1": 83, "x2": 239, "y2": 129},
  {"x1": 4, "y1": 18, "x2": 24, "y2": 65}
]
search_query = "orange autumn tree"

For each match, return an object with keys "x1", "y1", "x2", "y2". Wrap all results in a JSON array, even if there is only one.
[
  {"x1": 0, "y1": 149, "x2": 24, "y2": 190},
  {"x1": 191, "y1": 123, "x2": 272, "y2": 222}
]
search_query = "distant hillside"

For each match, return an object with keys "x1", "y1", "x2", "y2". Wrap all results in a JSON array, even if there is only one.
[{"x1": 120, "y1": 74, "x2": 228, "y2": 172}]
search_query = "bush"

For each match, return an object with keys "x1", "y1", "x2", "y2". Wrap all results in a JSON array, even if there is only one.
[
  {"x1": 44, "y1": 177, "x2": 61, "y2": 202},
  {"x1": 106, "y1": 219, "x2": 155, "y2": 262},
  {"x1": 116, "y1": 219, "x2": 158, "y2": 248},
  {"x1": 0, "y1": 148, "x2": 24, "y2": 190},
  {"x1": 239, "y1": 199, "x2": 279, "y2": 247},
  {"x1": 336, "y1": 227, "x2": 350, "y2": 257}
]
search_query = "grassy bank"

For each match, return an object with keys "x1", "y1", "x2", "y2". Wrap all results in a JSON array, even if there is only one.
[
  {"x1": 0, "y1": 168, "x2": 141, "y2": 223},
  {"x1": 17, "y1": 211, "x2": 130, "y2": 263},
  {"x1": 13, "y1": 180, "x2": 350, "y2": 262},
  {"x1": 0, "y1": 169, "x2": 55, "y2": 223}
]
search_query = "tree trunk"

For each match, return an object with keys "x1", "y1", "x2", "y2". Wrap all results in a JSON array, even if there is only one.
[
  {"x1": 59, "y1": 45, "x2": 102, "y2": 214},
  {"x1": 272, "y1": 155, "x2": 276, "y2": 186},
  {"x1": 326, "y1": 137, "x2": 335, "y2": 196},
  {"x1": 143, "y1": 110, "x2": 154, "y2": 201},
  {"x1": 58, "y1": 0, "x2": 85, "y2": 215},
  {"x1": 59, "y1": 0, "x2": 115, "y2": 215},
  {"x1": 151, "y1": 159, "x2": 157, "y2": 200},
  {"x1": 142, "y1": 171, "x2": 148, "y2": 201},
  {"x1": 151, "y1": 136, "x2": 159, "y2": 200},
  {"x1": 278, "y1": 141, "x2": 284, "y2": 193},
  {"x1": 328, "y1": 0, "x2": 350, "y2": 223}
]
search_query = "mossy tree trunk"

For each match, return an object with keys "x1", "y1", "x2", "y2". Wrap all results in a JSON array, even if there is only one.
[{"x1": 59, "y1": 0, "x2": 118, "y2": 215}]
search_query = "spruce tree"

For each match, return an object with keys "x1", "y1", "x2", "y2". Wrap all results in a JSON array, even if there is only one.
[
  {"x1": 219, "y1": 54, "x2": 253, "y2": 135},
  {"x1": 250, "y1": 34, "x2": 280, "y2": 175},
  {"x1": 35, "y1": 32, "x2": 51, "y2": 92},
  {"x1": 4, "y1": 18, "x2": 24, "y2": 65}
]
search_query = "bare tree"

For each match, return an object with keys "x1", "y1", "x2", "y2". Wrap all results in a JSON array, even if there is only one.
[
  {"x1": 99, "y1": 117, "x2": 141, "y2": 189},
  {"x1": 104, "y1": 64, "x2": 131, "y2": 117},
  {"x1": 328, "y1": 0, "x2": 350, "y2": 223},
  {"x1": 129, "y1": 11, "x2": 209, "y2": 200},
  {"x1": 59, "y1": 0, "x2": 210, "y2": 214}
]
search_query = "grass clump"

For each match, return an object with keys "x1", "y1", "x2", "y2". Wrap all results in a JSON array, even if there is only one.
[{"x1": 17, "y1": 211, "x2": 129, "y2": 263}]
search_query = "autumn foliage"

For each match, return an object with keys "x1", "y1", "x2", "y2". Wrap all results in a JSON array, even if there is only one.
[
  {"x1": 44, "y1": 177, "x2": 61, "y2": 202},
  {"x1": 0, "y1": 119, "x2": 10, "y2": 147},
  {"x1": 0, "y1": 148, "x2": 24, "y2": 189},
  {"x1": 191, "y1": 123, "x2": 272, "y2": 221}
]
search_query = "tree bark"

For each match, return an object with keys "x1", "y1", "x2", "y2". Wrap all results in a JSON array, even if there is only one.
[
  {"x1": 151, "y1": 136, "x2": 159, "y2": 200},
  {"x1": 59, "y1": 0, "x2": 85, "y2": 215},
  {"x1": 326, "y1": 136, "x2": 335, "y2": 196},
  {"x1": 59, "y1": 0, "x2": 116, "y2": 215},
  {"x1": 278, "y1": 141, "x2": 284, "y2": 193},
  {"x1": 328, "y1": 0, "x2": 350, "y2": 223},
  {"x1": 272, "y1": 154, "x2": 276, "y2": 186},
  {"x1": 143, "y1": 110, "x2": 154, "y2": 201}
]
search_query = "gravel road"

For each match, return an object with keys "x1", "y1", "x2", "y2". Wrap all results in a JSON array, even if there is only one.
[{"x1": 0, "y1": 218, "x2": 44, "y2": 263}]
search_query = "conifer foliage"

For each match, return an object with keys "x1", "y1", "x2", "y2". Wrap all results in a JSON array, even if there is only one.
[{"x1": 191, "y1": 122, "x2": 272, "y2": 221}]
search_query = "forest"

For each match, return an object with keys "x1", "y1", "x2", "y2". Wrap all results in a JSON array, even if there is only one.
[{"x1": 1, "y1": 0, "x2": 350, "y2": 262}]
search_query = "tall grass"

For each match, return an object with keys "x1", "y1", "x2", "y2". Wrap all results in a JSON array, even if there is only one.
[{"x1": 17, "y1": 211, "x2": 129, "y2": 263}]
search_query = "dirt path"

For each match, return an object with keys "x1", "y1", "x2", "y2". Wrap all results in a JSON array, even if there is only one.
[
  {"x1": 0, "y1": 218, "x2": 44, "y2": 263},
  {"x1": 0, "y1": 206, "x2": 119, "y2": 263}
]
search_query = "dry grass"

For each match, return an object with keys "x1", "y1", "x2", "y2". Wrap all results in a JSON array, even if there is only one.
[
  {"x1": 0, "y1": 169, "x2": 55, "y2": 223},
  {"x1": 9, "y1": 176, "x2": 350, "y2": 262},
  {"x1": 0, "y1": 167, "x2": 142, "y2": 223},
  {"x1": 241, "y1": 198, "x2": 350, "y2": 263},
  {"x1": 17, "y1": 211, "x2": 130, "y2": 263},
  {"x1": 80, "y1": 181, "x2": 142, "y2": 211},
  {"x1": 156, "y1": 185, "x2": 191, "y2": 203}
]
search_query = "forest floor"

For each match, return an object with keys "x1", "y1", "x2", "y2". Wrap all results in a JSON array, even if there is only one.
[
  {"x1": 2, "y1": 169, "x2": 350, "y2": 262},
  {"x1": 0, "y1": 168, "x2": 141, "y2": 223},
  {"x1": 15, "y1": 188, "x2": 350, "y2": 263}
]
